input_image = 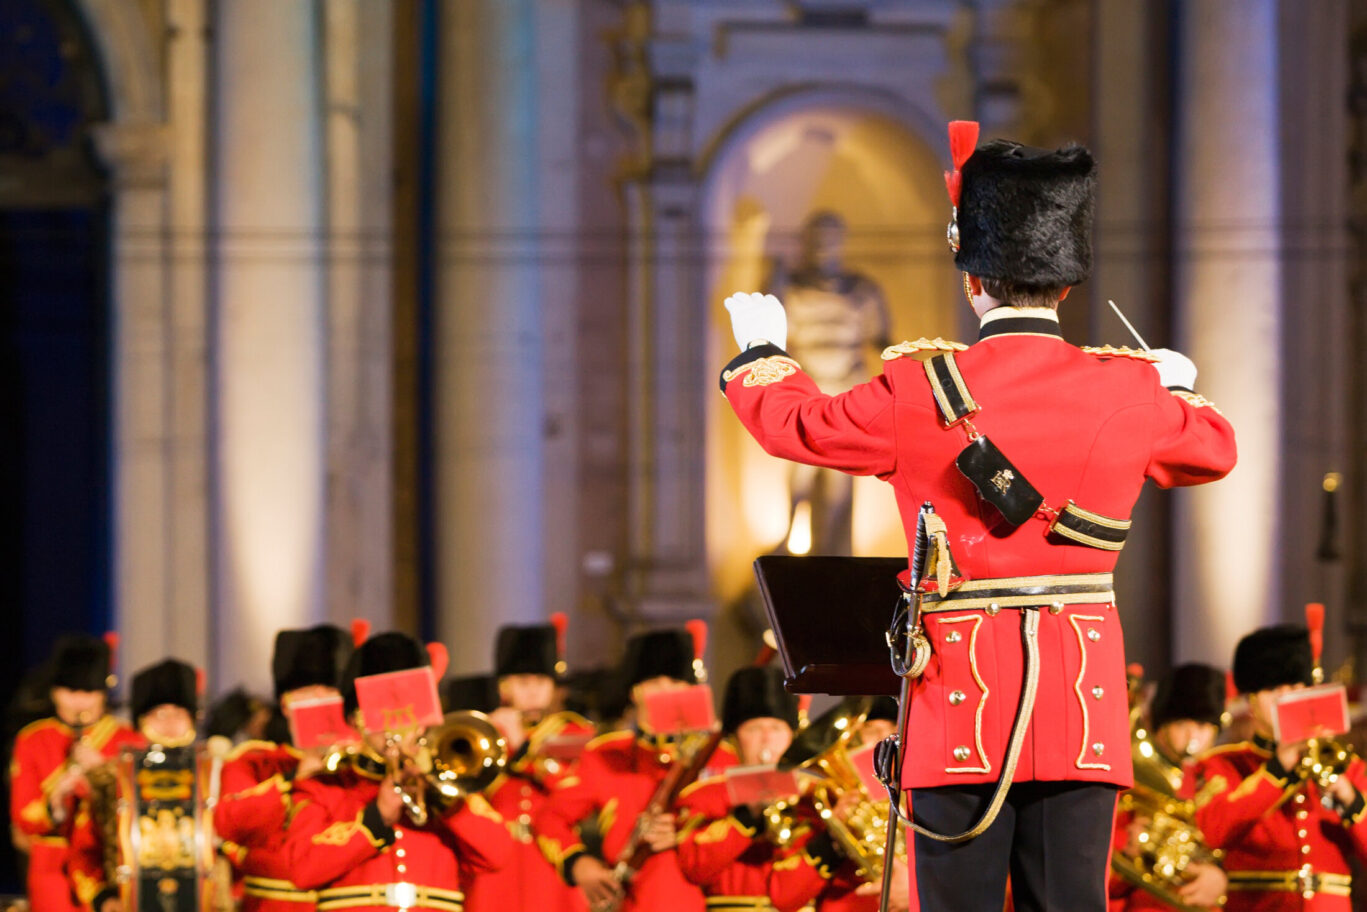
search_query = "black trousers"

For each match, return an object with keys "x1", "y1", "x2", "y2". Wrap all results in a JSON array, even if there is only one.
[{"x1": 911, "y1": 781, "x2": 1118, "y2": 912}]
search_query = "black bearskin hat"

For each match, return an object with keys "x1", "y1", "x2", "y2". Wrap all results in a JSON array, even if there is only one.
[
  {"x1": 1150, "y1": 663, "x2": 1227, "y2": 730},
  {"x1": 340, "y1": 631, "x2": 429, "y2": 716},
  {"x1": 1232, "y1": 625, "x2": 1315, "y2": 694},
  {"x1": 955, "y1": 139, "x2": 1096, "y2": 287},
  {"x1": 867, "y1": 696, "x2": 898, "y2": 724},
  {"x1": 441, "y1": 674, "x2": 496, "y2": 714},
  {"x1": 722, "y1": 666, "x2": 798, "y2": 734},
  {"x1": 495, "y1": 625, "x2": 559, "y2": 679},
  {"x1": 130, "y1": 659, "x2": 198, "y2": 721},
  {"x1": 49, "y1": 634, "x2": 112, "y2": 692},
  {"x1": 622, "y1": 630, "x2": 696, "y2": 688},
  {"x1": 272, "y1": 625, "x2": 353, "y2": 700}
]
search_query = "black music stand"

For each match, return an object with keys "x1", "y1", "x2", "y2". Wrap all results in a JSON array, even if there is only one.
[{"x1": 753, "y1": 555, "x2": 905, "y2": 696}]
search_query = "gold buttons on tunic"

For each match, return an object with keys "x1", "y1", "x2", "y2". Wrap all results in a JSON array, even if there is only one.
[
  {"x1": 949, "y1": 690, "x2": 967, "y2": 706},
  {"x1": 1295, "y1": 794, "x2": 1307, "y2": 805},
  {"x1": 1092, "y1": 687, "x2": 1104, "y2": 700},
  {"x1": 945, "y1": 631, "x2": 962, "y2": 644},
  {"x1": 954, "y1": 746, "x2": 971, "y2": 762},
  {"x1": 1049, "y1": 602, "x2": 1064, "y2": 615},
  {"x1": 1087, "y1": 629, "x2": 1101, "y2": 642},
  {"x1": 987, "y1": 603, "x2": 1000, "y2": 616},
  {"x1": 1092, "y1": 743, "x2": 1105, "y2": 757}
]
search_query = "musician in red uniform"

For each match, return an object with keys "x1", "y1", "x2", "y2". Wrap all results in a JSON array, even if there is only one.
[
  {"x1": 465, "y1": 620, "x2": 593, "y2": 912},
  {"x1": 213, "y1": 624, "x2": 353, "y2": 910},
  {"x1": 283, "y1": 631, "x2": 514, "y2": 912},
  {"x1": 675, "y1": 665, "x2": 798, "y2": 909},
  {"x1": 766, "y1": 699, "x2": 912, "y2": 912},
  {"x1": 721, "y1": 123, "x2": 1237, "y2": 912},
  {"x1": 1193, "y1": 626, "x2": 1367, "y2": 910},
  {"x1": 534, "y1": 628, "x2": 723, "y2": 912},
  {"x1": 8, "y1": 635, "x2": 141, "y2": 912},
  {"x1": 68, "y1": 658, "x2": 201, "y2": 911},
  {"x1": 1109, "y1": 664, "x2": 1227, "y2": 911}
]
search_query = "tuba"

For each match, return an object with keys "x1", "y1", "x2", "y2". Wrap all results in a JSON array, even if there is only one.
[
  {"x1": 402, "y1": 711, "x2": 508, "y2": 825},
  {"x1": 764, "y1": 697, "x2": 906, "y2": 884},
  {"x1": 1110, "y1": 724, "x2": 1223, "y2": 912}
]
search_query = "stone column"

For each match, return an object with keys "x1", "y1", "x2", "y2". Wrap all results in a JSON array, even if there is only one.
[
  {"x1": 1172, "y1": 0, "x2": 1282, "y2": 662},
  {"x1": 322, "y1": 0, "x2": 396, "y2": 633},
  {"x1": 212, "y1": 0, "x2": 327, "y2": 693},
  {"x1": 432, "y1": 0, "x2": 546, "y2": 672}
]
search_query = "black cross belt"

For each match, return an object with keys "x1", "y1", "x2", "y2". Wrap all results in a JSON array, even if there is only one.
[
  {"x1": 1048, "y1": 501, "x2": 1131, "y2": 551},
  {"x1": 918, "y1": 572, "x2": 1115, "y2": 613}
]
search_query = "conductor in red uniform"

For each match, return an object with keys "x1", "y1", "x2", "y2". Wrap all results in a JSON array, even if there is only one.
[
  {"x1": 720, "y1": 124, "x2": 1237, "y2": 911},
  {"x1": 8, "y1": 635, "x2": 141, "y2": 912},
  {"x1": 214, "y1": 624, "x2": 353, "y2": 911},
  {"x1": 1193, "y1": 626, "x2": 1367, "y2": 911}
]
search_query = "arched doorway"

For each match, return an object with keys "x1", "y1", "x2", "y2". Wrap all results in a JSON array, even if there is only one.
[{"x1": 699, "y1": 95, "x2": 961, "y2": 668}]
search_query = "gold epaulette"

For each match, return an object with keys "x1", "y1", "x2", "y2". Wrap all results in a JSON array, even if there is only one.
[
  {"x1": 881, "y1": 337, "x2": 968, "y2": 360},
  {"x1": 1171, "y1": 389, "x2": 1224, "y2": 415},
  {"x1": 584, "y1": 729, "x2": 632, "y2": 750},
  {"x1": 1080, "y1": 345, "x2": 1160, "y2": 363}
]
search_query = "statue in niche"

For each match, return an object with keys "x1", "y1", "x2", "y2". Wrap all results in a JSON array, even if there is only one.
[{"x1": 766, "y1": 211, "x2": 891, "y2": 556}]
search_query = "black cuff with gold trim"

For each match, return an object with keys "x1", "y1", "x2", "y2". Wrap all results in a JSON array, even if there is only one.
[
  {"x1": 361, "y1": 801, "x2": 396, "y2": 847},
  {"x1": 731, "y1": 804, "x2": 761, "y2": 837},
  {"x1": 720, "y1": 343, "x2": 788, "y2": 393},
  {"x1": 1264, "y1": 754, "x2": 1300, "y2": 786},
  {"x1": 562, "y1": 850, "x2": 588, "y2": 887},
  {"x1": 1341, "y1": 790, "x2": 1366, "y2": 825},
  {"x1": 803, "y1": 831, "x2": 841, "y2": 879}
]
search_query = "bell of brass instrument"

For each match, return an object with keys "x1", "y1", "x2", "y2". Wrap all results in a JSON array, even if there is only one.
[
  {"x1": 1298, "y1": 737, "x2": 1356, "y2": 791},
  {"x1": 1111, "y1": 725, "x2": 1223, "y2": 912},
  {"x1": 763, "y1": 697, "x2": 905, "y2": 884},
  {"x1": 85, "y1": 760, "x2": 123, "y2": 885},
  {"x1": 417, "y1": 711, "x2": 508, "y2": 818}
]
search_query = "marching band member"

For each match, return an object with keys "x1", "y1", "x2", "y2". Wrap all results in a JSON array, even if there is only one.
[
  {"x1": 8, "y1": 635, "x2": 140, "y2": 912},
  {"x1": 465, "y1": 618, "x2": 593, "y2": 912},
  {"x1": 68, "y1": 658, "x2": 201, "y2": 912},
  {"x1": 1110, "y1": 664, "x2": 1227, "y2": 911},
  {"x1": 534, "y1": 628, "x2": 721, "y2": 912},
  {"x1": 675, "y1": 665, "x2": 798, "y2": 908},
  {"x1": 214, "y1": 624, "x2": 353, "y2": 911},
  {"x1": 283, "y1": 631, "x2": 514, "y2": 912},
  {"x1": 1194, "y1": 626, "x2": 1367, "y2": 910},
  {"x1": 720, "y1": 121, "x2": 1237, "y2": 911}
]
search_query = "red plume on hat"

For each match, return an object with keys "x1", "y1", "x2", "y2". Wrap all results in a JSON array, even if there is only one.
[
  {"x1": 351, "y1": 619, "x2": 371, "y2": 648},
  {"x1": 1306, "y1": 602, "x2": 1325, "y2": 684},
  {"x1": 943, "y1": 121, "x2": 980, "y2": 208},
  {"x1": 685, "y1": 619, "x2": 708, "y2": 684},
  {"x1": 550, "y1": 612, "x2": 569, "y2": 676},
  {"x1": 103, "y1": 632, "x2": 120, "y2": 689},
  {"x1": 426, "y1": 642, "x2": 449, "y2": 680}
]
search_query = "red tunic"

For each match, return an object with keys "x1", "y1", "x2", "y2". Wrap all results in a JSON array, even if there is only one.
[
  {"x1": 9, "y1": 715, "x2": 142, "y2": 912},
  {"x1": 213, "y1": 740, "x2": 317, "y2": 911},
  {"x1": 675, "y1": 775, "x2": 779, "y2": 902},
  {"x1": 1193, "y1": 740, "x2": 1367, "y2": 911},
  {"x1": 533, "y1": 731, "x2": 735, "y2": 912},
  {"x1": 722, "y1": 315, "x2": 1236, "y2": 789},
  {"x1": 464, "y1": 715, "x2": 594, "y2": 912},
  {"x1": 284, "y1": 763, "x2": 514, "y2": 911}
]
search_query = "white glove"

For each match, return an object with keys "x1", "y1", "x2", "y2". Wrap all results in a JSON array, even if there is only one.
[
  {"x1": 723, "y1": 292, "x2": 787, "y2": 351},
  {"x1": 1149, "y1": 348, "x2": 1197, "y2": 390}
]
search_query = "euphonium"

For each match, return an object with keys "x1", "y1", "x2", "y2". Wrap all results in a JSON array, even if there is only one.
[
  {"x1": 763, "y1": 697, "x2": 906, "y2": 884},
  {"x1": 1110, "y1": 725, "x2": 1222, "y2": 912}
]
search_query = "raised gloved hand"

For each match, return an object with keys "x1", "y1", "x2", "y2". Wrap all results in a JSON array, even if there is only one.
[
  {"x1": 723, "y1": 292, "x2": 787, "y2": 351},
  {"x1": 1149, "y1": 348, "x2": 1197, "y2": 390}
]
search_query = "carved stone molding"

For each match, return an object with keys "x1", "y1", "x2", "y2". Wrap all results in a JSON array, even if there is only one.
[{"x1": 91, "y1": 120, "x2": 171, "y2": 189}]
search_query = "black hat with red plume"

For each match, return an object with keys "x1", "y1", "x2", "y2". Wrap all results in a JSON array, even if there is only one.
[
  {"x1": 130, "y1": 659, "x2": 199, "y2": 720},
  {"x1": 944, "y1": 120, "x2": 1096, "y2": 287},
  {"x1": 49, "y1": 634, "x2": 114, "y2": 693},
  {"x1": 1151, "y1": 664, "x2": 1228, "y2": 730},
  {"x1": 722, "y1": 666, "x2": 798, "y2": 733},
  {"x1": 494, "y1": 613, "x2": 568, "y2": 680},
  {"x1": 1232, "y1": 622, "x2": 1315, "y2": 694},
  {"x1": 622, "y1": 622, "x2": 706, "y2": 687},
  {"x1": 272, "y1": 625, "x2": 353, "y2": 700}
]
